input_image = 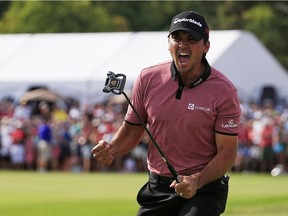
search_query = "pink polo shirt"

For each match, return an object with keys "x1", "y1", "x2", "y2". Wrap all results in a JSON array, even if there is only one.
[{"x1": 125, "y1": 60, "x2": 241, "y2": 176}]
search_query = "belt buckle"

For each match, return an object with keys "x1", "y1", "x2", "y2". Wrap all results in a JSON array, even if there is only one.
[
  {"x1": 159, "y1": 175, "x2": 174, "y2": 184},
  {"x1": 150, "y1": 172, "x2": 174, "y2": 184}
]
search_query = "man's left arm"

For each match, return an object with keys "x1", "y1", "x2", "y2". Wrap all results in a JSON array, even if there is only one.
[
  {"x1": 194, "y1": 133, "x2": 238, "y2": 189},
  {"x1": 172, "y1": 133, "x2": 238, "y2": 198}
]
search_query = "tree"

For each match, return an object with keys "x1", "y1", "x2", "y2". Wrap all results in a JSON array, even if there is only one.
[
  {"x1": 0, "y1": 1, "x2": 129, "y2": 33},
  {"x1": 0, "y1": 1, "x2": 287, "y2": 70},
  {"x1": 243, "y1": 2, "x2": 288, "y2": 70},
  {"x1": 99, "y1": 1, "x2": 221, "y2": 31},
  {"x1": 0, "y1": 1, "x2": 11, "y2": 19},
  {"x1": 215, "y1": 1, "x2": 288, "y2": 71}
]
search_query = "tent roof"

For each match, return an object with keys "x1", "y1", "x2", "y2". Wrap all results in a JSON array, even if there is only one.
[
  {"x1": 0, "y1": 31, "x2": 287, "y2": 103},
  {"x1": 0, "y1": 32, "x2": 133, "y2": 82},
  {"x1": 209, "y1": 31, "x2": 288, "y2": 100}
]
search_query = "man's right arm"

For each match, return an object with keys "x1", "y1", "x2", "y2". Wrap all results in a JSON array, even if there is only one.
[{"x1": 91, "y1": 122, "x2": 145, "y2": 166}]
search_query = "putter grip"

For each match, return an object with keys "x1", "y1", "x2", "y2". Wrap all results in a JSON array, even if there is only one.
[{"x1": 167, "y1": 162, "x2": 180, "y2": 183}]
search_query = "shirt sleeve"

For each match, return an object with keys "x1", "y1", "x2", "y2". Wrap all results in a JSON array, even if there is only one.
[
  {"x1": 124, "y1": 70, "x2": 148, "y2": 125},
  {"x1": 214, "y1": 85, "x2": 242, "y2": 135}
]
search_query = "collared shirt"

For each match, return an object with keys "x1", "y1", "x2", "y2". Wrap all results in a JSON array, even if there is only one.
[
  {"x1": 125, "y1": 59, "x2": 241, "y2": 176},
  {"x1": 171, "y1": 57, "x2": 211, "y2": 100}
]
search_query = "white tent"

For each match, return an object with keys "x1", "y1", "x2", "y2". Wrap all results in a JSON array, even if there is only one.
[
  {"x1": 0, "y1": 30, "x2": 287, "y2": 104},
  {"x1": 208, "y1": 31, "x2": 288, "y2": 103}
]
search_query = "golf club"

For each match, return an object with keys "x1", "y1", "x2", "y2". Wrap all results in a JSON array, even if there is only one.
[{"x1": 103, "y1": 71, "x2": 180, "y2": 182}]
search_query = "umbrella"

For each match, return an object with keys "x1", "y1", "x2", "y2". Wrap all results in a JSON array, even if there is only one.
[{"x1": 20, "y1": 88, "x2": 64, "y2": 102}]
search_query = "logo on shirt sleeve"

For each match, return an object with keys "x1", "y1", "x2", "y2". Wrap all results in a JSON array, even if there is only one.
[{"x1": 222, "y1": 119, "x2": 238, "y2": 128}]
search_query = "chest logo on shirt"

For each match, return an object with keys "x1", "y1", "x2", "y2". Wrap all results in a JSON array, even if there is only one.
[{"x1": 187, "y1": 103, "x2": 211, "y2": 112}]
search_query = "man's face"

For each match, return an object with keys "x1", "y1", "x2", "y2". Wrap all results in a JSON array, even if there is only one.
[{"x1": 168, "y1": 30, "x2": 209, "y2": 75}]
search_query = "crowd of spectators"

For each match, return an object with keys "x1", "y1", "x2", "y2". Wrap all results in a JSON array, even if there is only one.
[
  {"x1": 0, "y1": 95, "x2": 288, "y2": 175},
  {"x1": 235, "y1": 100, "x2": 288, "y2": 175}
]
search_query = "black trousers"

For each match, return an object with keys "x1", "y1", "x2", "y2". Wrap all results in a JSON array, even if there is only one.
[{"x1": 136, "y1": 173, "x2": 229, "y2": 216}]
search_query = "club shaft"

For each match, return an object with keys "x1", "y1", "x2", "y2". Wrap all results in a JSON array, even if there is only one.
[{"x1": 122, "y1": 92, "x2": 180, "y2": 182}]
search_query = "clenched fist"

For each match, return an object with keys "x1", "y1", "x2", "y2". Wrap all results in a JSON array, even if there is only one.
[{"x1": 91, "y1": 140, "x2": 113, "y2": 166}]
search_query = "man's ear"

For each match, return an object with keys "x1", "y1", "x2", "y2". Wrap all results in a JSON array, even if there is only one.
[{"x1": 204, "y1": 40, "x2": 210, "y2": 53}]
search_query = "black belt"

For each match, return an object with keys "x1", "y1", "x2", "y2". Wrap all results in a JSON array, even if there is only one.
[
  {"x1": 149, "y1": 172, "x2": 229, "y2": 185},
  {"x1": 149, "y1": 172, "x2": 176, "y2": 184}
]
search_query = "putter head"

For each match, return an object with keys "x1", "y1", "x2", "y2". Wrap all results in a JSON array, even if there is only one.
[{"x1": 103, "y1": 71, "x2": 126, "y2": 95}]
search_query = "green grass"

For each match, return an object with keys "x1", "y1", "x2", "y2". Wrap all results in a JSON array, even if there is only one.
[
  {"x1": 224, "y1": 174, "x2": 288, "y2": 216},
  {"x1": 0, "y1": 171, "x2": 287, "y2": 216},
  {"x1": 0, "y1": 171, "x2": 143, "y2": 216}
]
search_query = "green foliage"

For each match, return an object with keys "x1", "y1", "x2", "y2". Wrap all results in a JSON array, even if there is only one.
[
  {"x1": 0, "y1": 1, "x2": 129, "y2": 33},
  {"x1": 0, "y1": 1, "x2": 11, "y2": 19},
  {"x1": 243, "y1": 2, "x2": 288, "y2": 71},
  {"x1": 0, "y1": 1, "x2": 287, "y2": 70}
]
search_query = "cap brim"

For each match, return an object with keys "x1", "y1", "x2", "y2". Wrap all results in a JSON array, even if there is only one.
[{"x1": 169, "y1": 28, "x2": 203, "y2": 41}]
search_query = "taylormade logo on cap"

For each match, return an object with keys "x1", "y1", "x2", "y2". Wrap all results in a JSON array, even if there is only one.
[
  {"x1": 173, "y1": 18, "x2": 202, "y2": 28},
  {"x1": 169, "y1": 11, "x2": 209, "y2": 41}
]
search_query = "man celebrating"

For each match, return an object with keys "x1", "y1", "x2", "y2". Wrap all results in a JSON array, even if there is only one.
[{"x1": 92, "y1": 11, "x2": 241, "y2": 216}]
